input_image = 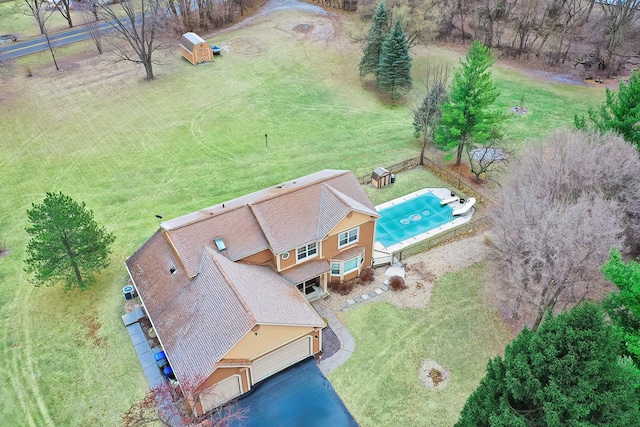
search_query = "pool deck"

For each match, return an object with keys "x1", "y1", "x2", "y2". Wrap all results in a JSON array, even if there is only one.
[{"x1": 374, "y1": 188, "x2": 475, "y2": 254}]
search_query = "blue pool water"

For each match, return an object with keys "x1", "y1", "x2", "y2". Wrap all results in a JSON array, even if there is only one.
[
  {"x1": 376, "y1": 192, "x2": 453, "y2": 248},
  {"x1": 227, "y1": 358, "x2": 357, "y2": 427}
]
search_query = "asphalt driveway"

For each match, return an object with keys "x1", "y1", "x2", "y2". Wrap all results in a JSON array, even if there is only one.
[{"x1": 227, "y1": 357, "x2": 358, "y2": 427}]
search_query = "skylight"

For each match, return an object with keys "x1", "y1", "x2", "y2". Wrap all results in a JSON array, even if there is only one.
[{"x1": 214, "y1": 238, "x2": 227, "y2": 251}]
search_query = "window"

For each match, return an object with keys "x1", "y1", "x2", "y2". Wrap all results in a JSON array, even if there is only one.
[
  {"x1": 338, "y1": 227, "x2": 359, "y2": 248},
  {"x1": 331, "y1": 263, "x2": 340, "y2": 276},
  {"x1": 297, "y1": 242, "x2": 318, "y2": 261},
  {"x1": 344, "y1": 257, "x2": 359, "y2": 274},
  {"x1": 281, "y1": 252, "x2": 290, "y2": 260}
]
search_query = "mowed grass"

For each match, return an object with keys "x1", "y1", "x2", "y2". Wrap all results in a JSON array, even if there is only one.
[
  {"x1": 328, "y1": 263, "x2": 515, "y2": 427},
  {"x1": 0, "y1": 5, "x2": 607, "y2": 426}
]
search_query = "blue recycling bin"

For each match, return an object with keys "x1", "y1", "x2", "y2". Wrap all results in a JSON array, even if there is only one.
[
  {"x1": 163, "y1": 365, "x2": 174, "y2": 380},
  {"x1": 154, "y1": 351, "x2": 168, "y2": 368}
]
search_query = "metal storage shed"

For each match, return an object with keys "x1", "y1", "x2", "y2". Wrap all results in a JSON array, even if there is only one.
[
  {"x1": 180, "y1": 32, "x2": 213, "y2": 65},
  {"x1": 371, "y1": 167, "x2": 391, "y2": 188}
]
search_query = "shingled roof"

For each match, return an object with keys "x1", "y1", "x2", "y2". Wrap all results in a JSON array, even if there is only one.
[
  {"x1": 161, "y1": 170, "x2": 378, "y2": 277},
  {"x1": 126, "y1": 239, "x2": 324, "y2": 385}
]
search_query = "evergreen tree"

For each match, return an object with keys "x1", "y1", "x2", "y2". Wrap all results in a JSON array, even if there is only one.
[
  {"x1": 25, "y1": 192, "x2": 115, "y2": 290},
  {"x1": 602, "y1": 248, "x2": 640, "y2": 367},
  {"x1": 435, "y1": 40, "x2": 502, "y2": 166},
  {"x1": 375, "y1": 19, "x2": 412, "y2": 99},
  {"x1": 456, "y1": 304, "x2": 640, "y2": 427},
  {"x1": 575, "y1": 70, "x2": 640, "y2": 148},
  {"x1": 359, "y1": 2, "x2": 388, "y2": 79}
]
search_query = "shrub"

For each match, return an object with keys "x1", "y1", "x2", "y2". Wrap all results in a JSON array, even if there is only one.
[
  {"x1": 337, "y1": 281, "x2": 355, "y2": 295},
  {"x1": 360, "y1": 267, "x2": 375, "y2": 283},
  {"x1": 389, "y1": 275, "x2": 407, "y2": 291},
  {"x1": 327, "y1": 281, "x2": 339, "y2": 292}
]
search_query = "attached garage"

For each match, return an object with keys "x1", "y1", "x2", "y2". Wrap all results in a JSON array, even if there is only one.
[
  {"x1": 180, "y1": 32, "x2": 213, "y2": 65},
  {"x1": 252, "y1": 337, "x2": 313, "y2": 384},
  {"x1": 200, "y1": 374, "x2": 243, "y2": 411}
]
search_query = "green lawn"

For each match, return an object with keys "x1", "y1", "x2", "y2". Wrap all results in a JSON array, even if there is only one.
[
  {"x1": 0, "y1": 5, "x2": 607, "y2": 426},
  {"x1": 328, "y1": 263, "x2": 515, "y2": 426}
]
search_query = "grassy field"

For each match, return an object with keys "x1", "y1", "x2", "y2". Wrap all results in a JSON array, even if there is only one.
[
  {"x1": 328, "y1": 264, "x2": 515, "y2": 426},
  {"x1": 0, "y1": 3, "x2": 609, "y2": 425}
]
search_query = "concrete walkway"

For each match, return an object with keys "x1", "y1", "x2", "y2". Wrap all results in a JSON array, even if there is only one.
[
  {"x1": 122, "y1": 306, "x2": 181, "y2": 426},
  {"x1": 311, "y1": 299, "x2": 355, "y2": 375}
]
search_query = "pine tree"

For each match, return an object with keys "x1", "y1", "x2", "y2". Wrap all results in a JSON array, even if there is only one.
[
  {"x1": 602, "y1": 248, "x2": 640, "y2": 367},
  {"x1": 456, "y1": 304, "x2": 640, "y2": 427},
  {"x1": 375, "y1": 19, "x2": 412, "y2": 99},
  {"x1": 575, "y1": 70, "x2": 640, "y2": 148},
  {"x1": 359, "y1": 2, "x2": 389, "y2": 78},
  {"x1": 435, "y1": 40, "x2": 502, "y2": 166},
  {"x1": 25, "y1": 192, "x2": 115, "y2": 290}
]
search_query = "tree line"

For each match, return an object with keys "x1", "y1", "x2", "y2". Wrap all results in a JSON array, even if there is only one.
[{"x1": 358, "y1": 0, "x2": 640, "y2": 74}]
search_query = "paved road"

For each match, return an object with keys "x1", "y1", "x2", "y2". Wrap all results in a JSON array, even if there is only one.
[{"x1": 0, "y1": 19, "x2": 122, "y2": 60}]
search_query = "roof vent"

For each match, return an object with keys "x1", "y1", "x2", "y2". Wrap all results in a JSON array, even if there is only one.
[
  {"x1": 214, "y1": 238, "x2": 227, "y2": 251},
  {"x1": 169, "y1": 267, "x2": 176, "y2": 274}
]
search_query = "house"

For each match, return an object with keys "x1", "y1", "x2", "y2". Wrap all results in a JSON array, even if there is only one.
[
  {"x1": 125, "y1": 170, "x2": 380, "y2": 415},
  {"x1": 180, "y1": 32, "x2": 213, "y2": 65}
]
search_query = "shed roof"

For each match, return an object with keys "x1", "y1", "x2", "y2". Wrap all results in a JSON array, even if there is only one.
[
  {"x1": 180, "y1": 32, "x2": 206, "y2": 52},
  {"x1": 372, "y1": 167, "x2": 390, "y2": 179}
]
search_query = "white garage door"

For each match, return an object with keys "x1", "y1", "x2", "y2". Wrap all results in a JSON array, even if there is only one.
[
  {"x1": 252, "y1": 337, "x2": 312, "y2": 384},
  {"x1": 199, "y1": 374, "x2": 242, "y2": 413}
]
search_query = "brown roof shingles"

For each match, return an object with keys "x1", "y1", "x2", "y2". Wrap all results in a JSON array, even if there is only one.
[
  {"x1": 278, "y1": 258, "x2": 331, "y2": 285},
  {"x1": 127, "y1": 237, "x2": 324, "y2": 387},
  {"x1": 126, "y1": 170, "x2": 376, "y2": 386},
  {"x1": 159, "y1": 170, "x2": 378, "y2": 271}
]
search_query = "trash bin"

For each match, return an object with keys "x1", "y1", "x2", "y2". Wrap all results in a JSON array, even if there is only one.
[
  {"x1": 163, "y1": 365, "x2": 175, "y2": 380},
  {"x1": 390, "y1": 174, "x2": 396, "y2": 184}
]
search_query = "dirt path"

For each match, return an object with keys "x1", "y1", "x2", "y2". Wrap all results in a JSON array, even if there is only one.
[{"x1": 211, "y1": 0, "x2": 333, "y2": 36}]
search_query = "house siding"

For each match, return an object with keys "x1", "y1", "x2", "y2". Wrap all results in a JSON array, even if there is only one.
[
  {"x1": 277, "y1": 248, "x2": 296, "y2": 270},
  {"x1": 224, "y1": 325, "x2": 319, "y2": 360},
  {"x1": 240, "y1": 249, "x2": 273, "y2": 265},
  {"x1": 195, "y1": 367, "x2": 249, "y2": 416},
  {"x1": 325, "y1": 214, "x2": 376, "y2": 260}
]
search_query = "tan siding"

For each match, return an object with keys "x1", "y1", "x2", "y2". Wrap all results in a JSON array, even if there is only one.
[
  {"x1": 327, "y1": 218, "x2": 376, "y2": 284},
  {"x1": 326, "y1": 212, "x2": 373, "y2": 237},
  {"x1": 359, "y1": 220, "x2": 376, "y2": 267},
  {"x1": 324, "y1": 233, "x2": 340, "y2": 259},
  {"x1": 225, "y1": 325, "x2": 317, "y2": 360},
  {"x1": 195, "y1": 367, "x2": 249, "y2": 416},
  {"x1": 240, "y1": 249, "x2": 273, "y2": 265},
  {"x1": 277, "y1": 249, "x2": 296, "y2": 271}
]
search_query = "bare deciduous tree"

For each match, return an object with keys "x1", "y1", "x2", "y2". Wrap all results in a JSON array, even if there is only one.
[
  {"x1": 23, "y1": 0, "x2": 48, "y2": 35},
  {"x1": 122, "y1": 376, "x2": 247, "y2": 426},
  {"x1": 465, "y1": 139, "x2": 508, "y2": 181},
  {"x1": 413, "y1": 64, "x2": 449, "y2": 164},
  {"x1": 598, "y1": 0, "x2": 640, "y2": 70},
  {"x1": 51, "y1": 0, "x2": 73, "y2": 28},
  {"x1": 99, "y1": 0, "x2": 167, "y2": 81},
  {"x1": 488, "y1": 129, "x2": 640, "y2": 330},
  {"x1": 81, "y1": 5, "x2": 103, "y2": 54}
]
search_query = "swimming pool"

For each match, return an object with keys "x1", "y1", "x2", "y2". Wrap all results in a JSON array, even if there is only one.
[{"x1": 375, "y1": 189, "x2": 459, "y2": 250}]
